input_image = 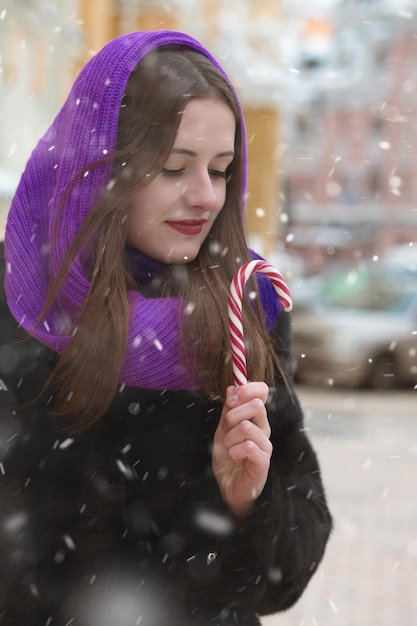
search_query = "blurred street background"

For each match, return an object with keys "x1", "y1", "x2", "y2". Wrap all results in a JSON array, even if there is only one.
[
  {"x1": 0, "y1": 0, "x2": 416, "y2": 623},
  {"x1": 262, "y1": 384, "x2": 417, "y2": 625}
]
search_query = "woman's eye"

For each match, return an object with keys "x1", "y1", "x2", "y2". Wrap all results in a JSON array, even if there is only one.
[
  {"x1": 161, "y1": 167, "x2": 228, "y2": 179},
  {"x1": 209, "y1": 169, "x2": 227, "y2": 180},
  {"x1": 162, "y1": 168, "x2": 185, "y2": 178}
]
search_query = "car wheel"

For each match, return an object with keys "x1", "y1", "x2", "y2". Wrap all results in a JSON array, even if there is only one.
[{"x1": 368, "y1": 354, "x2": 397, "y2": 390}]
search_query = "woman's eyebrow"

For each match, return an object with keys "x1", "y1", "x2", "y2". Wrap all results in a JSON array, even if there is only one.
[{"x1": 171, "y1": 148, "x2": 234, "y2": 158}]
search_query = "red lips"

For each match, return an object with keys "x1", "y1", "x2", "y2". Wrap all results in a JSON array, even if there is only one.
[{"x1": 166, "y1": 219, "x2": 207, "y2": 235}]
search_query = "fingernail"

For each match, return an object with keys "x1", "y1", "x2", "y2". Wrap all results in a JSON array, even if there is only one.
[{"x1": 228, "y1": 392, "x2": 238, "y2": 406}]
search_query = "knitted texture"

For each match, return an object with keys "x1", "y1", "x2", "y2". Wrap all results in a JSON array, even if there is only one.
[{"x1": 4, "y1": 30, "x2": 278, "y2": 390}]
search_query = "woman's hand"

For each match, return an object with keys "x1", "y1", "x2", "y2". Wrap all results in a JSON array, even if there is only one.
[{"x1": 212, "y1": 382, "x2": 272, "y2": 519}]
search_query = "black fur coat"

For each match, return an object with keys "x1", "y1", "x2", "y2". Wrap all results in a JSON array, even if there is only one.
[{"x1": 0, "y1": 245, "x2": 332, "y2": 626}]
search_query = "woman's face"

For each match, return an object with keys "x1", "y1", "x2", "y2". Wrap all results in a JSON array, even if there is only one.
[{"x1": 126, "y1": 97, "x2": 236, "y2": 264}]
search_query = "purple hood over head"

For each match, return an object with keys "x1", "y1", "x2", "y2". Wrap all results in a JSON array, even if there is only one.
[{"x1": 4, "y1": 30, "x2": 279, "y2": 390}]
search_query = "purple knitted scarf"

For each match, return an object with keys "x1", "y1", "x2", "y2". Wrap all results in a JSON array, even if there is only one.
[{"x1": 4, "y1": 30, "x2": 280, "y2": 390}]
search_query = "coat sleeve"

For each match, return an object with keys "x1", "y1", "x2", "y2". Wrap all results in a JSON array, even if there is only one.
[
  {"x1": 178, "y1": 310, "x2": 333, "y2": 617},
  {"x1": 250, "y1": 307, "x2": 333, "y2": 616},
  {"x1": 259, "y1": 307, "x2": 333, "y2": 613}
]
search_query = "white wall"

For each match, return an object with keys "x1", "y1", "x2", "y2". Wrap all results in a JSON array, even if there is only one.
[{"x1": 0, "y1": 0, "x2": 82, "y2": 237}]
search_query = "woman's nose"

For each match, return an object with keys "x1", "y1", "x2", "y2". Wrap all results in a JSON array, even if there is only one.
[{"x1": 184, "y1": 172, "x2": 218, "y2": 210}]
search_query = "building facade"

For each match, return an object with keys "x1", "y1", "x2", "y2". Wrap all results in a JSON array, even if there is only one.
[{"x1": 282, "y1": 0, "x2": 417, "y2": 273}]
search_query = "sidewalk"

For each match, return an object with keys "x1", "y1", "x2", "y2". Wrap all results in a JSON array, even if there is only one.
[{"x1": 262, "y1": 386, "x2": 417, "y2": 625}]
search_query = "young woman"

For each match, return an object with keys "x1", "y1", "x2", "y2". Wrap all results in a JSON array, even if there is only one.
[{"x1": 1, "y1": 31, "x2": 332, "y2": 625}]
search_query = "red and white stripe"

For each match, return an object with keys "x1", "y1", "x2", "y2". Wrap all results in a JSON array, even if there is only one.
[{"x1": 228, "y1": 260, "x2": 293, "y2": 386}]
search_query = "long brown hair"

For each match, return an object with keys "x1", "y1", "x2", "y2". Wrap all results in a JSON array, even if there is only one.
[{"x1": 43, "y1": 47, "x2": 283, "y2": 431}]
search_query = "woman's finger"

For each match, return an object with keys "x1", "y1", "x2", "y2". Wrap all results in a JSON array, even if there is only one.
[
  {"x1": 222, "y1": 398, "x2": 271, "y2": 435},
  {"x1": 226, "y1": 382, "x2": 269, "y2": 408},
  {"x1": 227, "y1": 440, "x2": 271, "y2": 477},
  {"x1": 223, "y1": 419, "x2": 272, "y2": 454}
]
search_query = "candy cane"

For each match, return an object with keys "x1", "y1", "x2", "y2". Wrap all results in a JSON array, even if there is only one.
[{"x1": 228, "y1": 260, "x2": 293, "y2": 386}]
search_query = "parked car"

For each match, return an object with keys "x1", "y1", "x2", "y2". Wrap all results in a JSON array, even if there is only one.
[{"x1": 291, "y1": 266, "x2": 417, "y2": 390}]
